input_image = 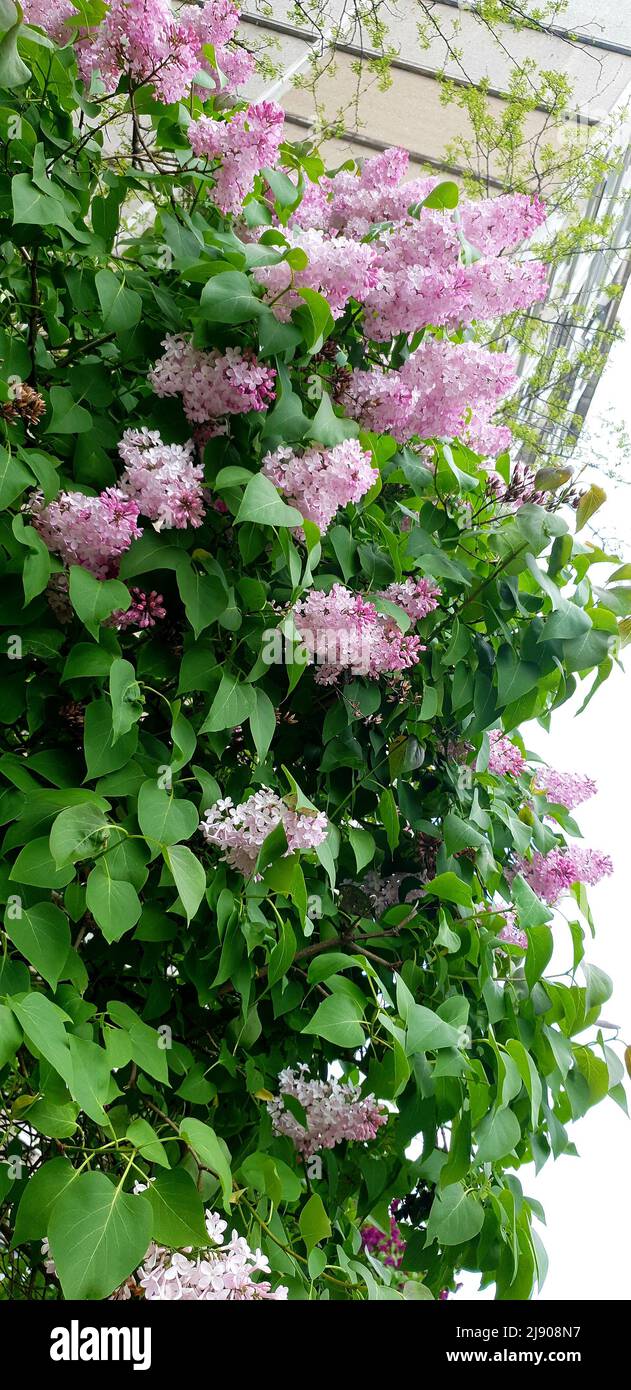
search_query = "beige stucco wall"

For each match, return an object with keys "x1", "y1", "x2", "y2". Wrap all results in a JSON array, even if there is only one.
[
  {"x1": 240, "y1": 1, "x2": 631, "y2": 185},
  {"x1": 275, "y1": 52, "x2": 561, "y2": 187}
]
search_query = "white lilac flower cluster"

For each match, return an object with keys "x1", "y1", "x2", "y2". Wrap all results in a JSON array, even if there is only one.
[
  {"x1": 132, "y1": 1211, "x2": 287, "y2": 1301},
  {"x1": 43, "y1": 1210, "x2": 288, "y2": 1301},
  {"x1": 201, "y1": 789, "x2": 329, "y2": 876}
]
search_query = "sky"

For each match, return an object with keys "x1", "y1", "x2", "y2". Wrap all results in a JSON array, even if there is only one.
[{"x1": 456, "y1": 286, "x2": 631, "y2": 1303}]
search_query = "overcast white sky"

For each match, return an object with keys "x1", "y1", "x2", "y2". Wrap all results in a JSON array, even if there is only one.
[
  {"x1": 527, "y1": 286, "x2": 631, "y2": 1303},
  {"x1": 455, "y1": 287, "x2": 631, "y2": 1303}
]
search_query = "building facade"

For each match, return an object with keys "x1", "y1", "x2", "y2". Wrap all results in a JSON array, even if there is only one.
[{"x1": 238, "y1": 1, "x2": 631, "y2": 462}]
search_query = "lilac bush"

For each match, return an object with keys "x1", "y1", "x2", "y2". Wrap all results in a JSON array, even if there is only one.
[{"x1": 0, "y1": 0, "x2": 627, "y2": 1304}]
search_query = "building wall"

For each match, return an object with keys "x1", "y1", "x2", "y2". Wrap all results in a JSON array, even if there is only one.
[{"x1": 241, "y1": 1, "x2": 631, "y2": 150}]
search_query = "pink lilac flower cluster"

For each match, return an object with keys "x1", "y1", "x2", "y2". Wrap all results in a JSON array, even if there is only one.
[
  {"x1": 487, "y1": 730, "x2": 526, "y2": 777},
  {"x1": 261, "y1": 439, "x2": 376, "y2": 533},
  {"x1": 254, "y1": 226, "x2": 379, "y2": 320},
  {"x1": 533, "y1": 767, "x2": 597, "y2": 811},
  {"x1": 460, "y1": 192, "x2": 547, "y2": 256},
  {"x1": 200, "y1": 789, "x2": 328, "y2": 876},
  {"x1": 293, "y1": 147, "x2": 544, "y2": 248},
  {"x1": 349, "y1": 194, "x2": 454, "y2": 267},
  {"x1": 22, "y1": 0, "x2": 77, "y2": 41},
  {"x1": 513, "y1": 846, "x2": 613, "y2": 905},
  {"x1": 292, "y1": 148, "x2": 437, "y2": 238},
  {"x1": 341, "y1": 338, "x2": 517, "y2": 457},
  {"x1": 75, "y1": 0, "x2": 250, "y2": 105},
  {"x1": 33, "y1": 426, "x2": 205, "y2": 575},
  {"x1": 149, "y1": 335, "x2": 276, "y2": 428},
  {"x1": 377, "y1": 577, "x2": 441, "y2": 622},
  {"x1": 118, "y1": 428, "x2": 205, "y2": 530},
  {"x1": 292, "y1": 584, "x2": 423, "y2": 684},
  {"x1": 361, "y1": 1211, "x2": 406, "y2": 1269},
  {"x1": 267, "y1": 1065, "x2": 387, "y2": 1158},
  {"x1": 111, "y1": 588, "x2": 166, "y2": 630},
  {"x1": 496, "y1": 910, "x2": 528, "y2": 950},
  {"x1": 188, "y1": 101, "x2": 285, "y2": 215},
  {"x1": 361, "y1": 223, "x2": 547, "y2": 343},
  {"x1": 31, "y1": 488, "x2": 141, "y2": 579},
  {"x1": 284, "y1": 146, "x2": 546, "y2": 337}
]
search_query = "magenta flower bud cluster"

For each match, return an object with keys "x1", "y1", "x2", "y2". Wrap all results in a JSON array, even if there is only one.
[
  {"x1": 292, "y1": 583, "x2": 424, "y2": 684},
  {"x1": 361, "y1": 1213, "x2": 406, "y2": 1269},
  {"x1": 111, "y1": 588, "x2": 167, "y2": 630},
  {"x1": 149, "y1": 335, "x2": 276, "y2": 427},
  {"x1": 188, "y1": 100, "x2": 285, "y2": 214},
  {"x1": 200, "y1": 790, "x2": 329, "y2": 876},
  {"x1": 482, "y1": 461, "x2": 546, "y2": 510},
  {"x1": 261, "y1": 439, "x2": 376, "y2": 533},
  {"x1": 513, "y1": 847, "x2": 613, "y2": 905},
  {"x1": 268, "y1": 1065, "x2": 387, "y2": 1158}
]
